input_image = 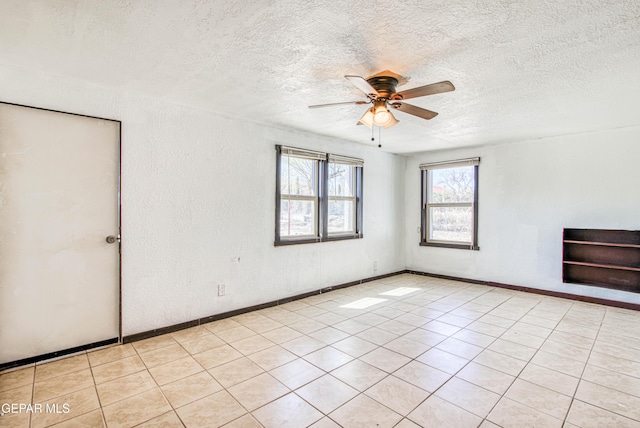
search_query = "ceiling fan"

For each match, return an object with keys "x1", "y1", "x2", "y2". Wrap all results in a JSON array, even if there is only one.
[{"x1": 309, "y1": 71, "x2": 455, "y2": 128}]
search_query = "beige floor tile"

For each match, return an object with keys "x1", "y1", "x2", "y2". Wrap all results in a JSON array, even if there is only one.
[
  {"x1": 208, "y1": 357, "x2": 264, "y2": 388},
  {"x1": 478, "y1": 314, "x2": 516, "y2": 329},
  {"x1": 0, "y1": 384, "x2": 33, "y2": 428},
  {"x1": 423, "y1": 320, "x2": 462, "y2": 335},
  {"x1": 474, "y1": 349, "x2": 527, "y2": 376},
  {"x1": 288, "y1": 318, "x2": 326, "y2": 334},
  {"x1": 488, "y1": 397, "x2": 563, "y2": 428},
  {"x1": 91, "y1": 355, "x2": 146, "y2": 384},
  {"x1": 593, "y1": 341, "x2": 640, "y2": 363},
  {"x1": 547, "y1": 330, "x2": 594, "y2": 349},
  {"x1": 247, "y1": 345, "x2": 298, "y2": 371},
  {"x1": 242, "y1": 318, "x2": 284, "y2": 334},
  {"x1": 566, "y1": 399, "x2": 640, "y2": 428},
  {"x1": 401, "y1": 328, "x2": 447, "y2": 346},
  {"x1": 575, "y1": 380, "x2": 640, "y2": 421},
  {"x1": 455, "y1": 362, "x2": 515, "y2": 395},
  {"x1": 303, "y1": 347, "x2": 353, "y2": 372},
  {"x1": 356, "y1": 327, "x2": 399, "y2": 346},
  {"x1": 309, "y1": 416, "x2": 342, "y2": 428},
  {"x1": 488, "y1": 338, "x2": 537, "y2": 361},
  {"x1": 436, "y1": 337, "x2": 483, "y2": 360},
  {"x1": 332, "y1": 319, "x2": 371, "y2": 335},
  {"x1": 352, "y1": 313, "x2": 389, "y2": 326},
  {"x1": 31, "y1": 386, "x2": 100, "y2": 428},
  {"x1": 269, "y1": 358, "x2": 324, "y2": 390},
  {"x1": 331, "y1": 337, "x2": 378, "y2": 358},
  {"x1": 505, "y1": 379, "x2": 572, "y2": 420},
  {"x1": 102, "y1": 388, "x2": 170, "y2": 428},
  {"x1": 138, "y1": 343, "x2": 190, "y2": 368},
  {"x1": 582, "y1": 364, "x2": 640, "y2": 398},
  {"x1": 519, "y1": 364, "x2": 579, "y2": 396},
  {"x1": 436, "y1": 377, "x2": 500, "y2": 417},
  {"x1": 33, "y1": 368, "x2": 93, "y2": 402},
  {"x1": 296, "y1": 375, "x2": 358, "y2": 414},
  {"x1": 438, "y1": 313, "x2": 474, "y2": 328},
  {"x1": 135, "y1": 411, "x2": 184, "y2": 428},
  {"x1": 540, "y1": 340, "x2": 590, "y2": 363},
  {"x1": 479, "y1": 421, "x2": 502, "y2": 428},
  {"x1": 375, "y1": 320, "x2": 418, "y2": 336},
  {"x1": 365, "y1": 375, "x2": 429, "y2": 416},
  {"x1": 451, "y1": 329, "x2": 496, "y2": 348},
  {"x1": 501, "y1": 329, "x2": 546, "y2": 349},
  {"x1": 87, "y1": 344, "x2": 136, "y2": 367},
  {"x1": 280, "y1": 336, "x2": 326, "y2": 357},
  {"x1": 229, "y1": 335, "x2": 276, "y2": 355},
  {"x1": 179, "y1": 333, "x2": 226, "y2": 355},
  {"x1": 359, "y1": 347, "x2": 411, "y2": 373},
  {"x1": 95, "y1": 369, "x2": 156, "y2": 406},
  {"x1": 261, "y1": 326, "x2": 303, "y2": 344},
  {"x1": 192, "y1": 344, "x2": 242, "y2": 369},
  {"x1": 227, "y1": 373, "x2": 289, "y2": 411},
  {"x1": 148, "y1": 356, "x2": 203, "y2": 385},
  {"x1": 510, "y1": 320, "x2": 553, "y2": 338},
  {"x1": 408, "y1": 395, "x2": 482, "y2": 428},
  {"x1": 0, "y1": 366, "x2": 34, "y2": 393},
  {"x1": 176, "y1": 390, "x2": 246, "y2": 427},
  {"x1": 394, "y1": 313, "x2": 431, "y2": 327},
  {"x1": 222, "y1": 413, "x2": 262, "y2": 427},
  {"x1": 170, "y1": 326, "x2": 210, "y2": 343},
  {"x1": 382, "y1": 337, "x2": 431, "y2": 359},
  {"x1": 35, "y1": 354, "x2": 90, "y2": 382},
  {"x1": 331, "y1": 359, "x2": 387, "y2": 391},
  {"x1": 215, "y1": 326, "x2": 257, "y2": 343},
  {"x1": 417, "y1": 347, "x2": 469, "y2": 374},
  {"x1": 330, "y1": 393, "x2": 402, "y2": 428},
  {"x1": 308, "y1": 327, "x2": 351, "y2": 345},
  {"x1": 295, "y1": 306, "x2": 327, "y2": 319},
  {"x1": 202, "y1": 318, "x2": 243, "y2": 334},
  {"x1": 161, "y1": 371, "x2": 223, "y2": 408},
  {"x1": 529, "y1": 350, "x2": 585, "y2": 377},
  {"x1": 466, "y1": 321, "x2": 507, "y2": 338},
  {"x1": 252, "y1": 393, "x2": 323, "y2": 427},
  {"x1": 519, "y1": 314, "x2": 558, "y2": 329},
  {"x1": 131, "y1": 335, "x2": 178, "y2": 354},
  {"x1": 49, "y1": 409, "x2": 105, "y2": 427},
  {"x1": 394, "y1": 360, "x2": 450, "y2": 392}
]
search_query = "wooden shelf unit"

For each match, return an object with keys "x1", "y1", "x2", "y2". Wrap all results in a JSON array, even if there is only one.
[{"x1": 563, "y1": 229, "x2": 640, "y2": 292}]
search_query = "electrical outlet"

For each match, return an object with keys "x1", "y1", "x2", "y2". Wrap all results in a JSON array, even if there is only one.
[{"x1": 218, "y1": 284, "x2": 226, "y2": 296}]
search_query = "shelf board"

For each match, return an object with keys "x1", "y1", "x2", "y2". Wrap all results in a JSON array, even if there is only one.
[
  {"x1": 563, "y1": 240, "x2": 640, "y2": 249},
  {"x1": 563, "y1": 260, "x2": 640, "y2": 272}
]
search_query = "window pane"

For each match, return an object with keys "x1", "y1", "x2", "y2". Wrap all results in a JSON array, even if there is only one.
[
  {"x1": 280, "y1": 199, "x2": 316, "y2": 237},
  {"x1": 281, "y1": 155, "x2": 317, "y2": 196},
  {"x1": 328, "y1": 163, "x2": 354, "y2": 197},
  {"x1": 328, "y1": 199, "x2": 355, "y2": 234},
  {"x1": 429, "y1": 206, "x2": 472, "y2": 243},
  {"x1": 428, "y1": 166, "x2": 474, "y2": 203}
]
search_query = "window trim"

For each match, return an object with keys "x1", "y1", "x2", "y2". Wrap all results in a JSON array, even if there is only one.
[
  {"x1": 275, "y1": 145, "x2": 363, "y2": 246},
  {"x1": 419, "y1": 158, "x2": 480, "y2": 250}
]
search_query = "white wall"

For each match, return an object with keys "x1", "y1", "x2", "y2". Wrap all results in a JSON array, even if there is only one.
[
  {"x1": 405, "y1": 126, "x2": 640, "y2": 304},
  {"x1": 0, "y1": 65, "x2": 406, "y2": 336}
]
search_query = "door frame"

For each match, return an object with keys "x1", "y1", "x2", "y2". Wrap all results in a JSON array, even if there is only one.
[{"x1": 0, "y1": 101, "x2": 122, "y2": 371}]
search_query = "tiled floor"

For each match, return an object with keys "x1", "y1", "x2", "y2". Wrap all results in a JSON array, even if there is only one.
[{"x1": 3, "y1": 273, "x2": 640, "y2": 427}]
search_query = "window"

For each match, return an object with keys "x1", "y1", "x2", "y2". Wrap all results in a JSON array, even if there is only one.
[
  {"x1": 276, "y1": 146, "x2": 363, "y2": 245},
  {"x1": 420, "y1": 158, "x2": 479, "y2": 250}
]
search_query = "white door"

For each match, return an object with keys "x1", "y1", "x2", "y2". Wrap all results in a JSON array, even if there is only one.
[{"x1": 0, "y1": 103, "x2": 120, "y2": 365}]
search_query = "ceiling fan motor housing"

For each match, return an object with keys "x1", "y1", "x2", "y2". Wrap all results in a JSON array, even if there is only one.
[{"x1": 366, "y1": 76, "x2": 399, "y2": 99}]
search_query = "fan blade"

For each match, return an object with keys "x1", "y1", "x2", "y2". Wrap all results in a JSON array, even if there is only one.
[
  {"x1": 308, "y1": 101, "x2": 368, "y2": 109},
  {"x1": 345, "y1": 75, "x2": 379, "y2": 97},
  {"x1": 390, "y1": 102, "x2": 438, "y2": 120},
  {"x1": 392, "y1": 81, "x2": 455, "y2": 100}
]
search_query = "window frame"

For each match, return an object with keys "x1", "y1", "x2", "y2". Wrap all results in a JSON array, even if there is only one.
[
  {"x1": 420, "y1": 158, "x2": 480, "y2": 250},
  {"x1": 275, "y1": 145, "x2": 363, "y2": 246}
]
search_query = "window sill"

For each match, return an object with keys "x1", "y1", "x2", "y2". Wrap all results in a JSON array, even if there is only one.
[
  {"x1": 420, "y1": 241, "x2": 479, "y2": 250},
  {"x1": 275, "y1": 234, "x2": 363, "y2": 246}
]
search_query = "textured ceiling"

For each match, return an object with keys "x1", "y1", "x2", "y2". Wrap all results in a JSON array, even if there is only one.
[{"x1": 1, "y1": 0, "x2": 639, "y2": 154}]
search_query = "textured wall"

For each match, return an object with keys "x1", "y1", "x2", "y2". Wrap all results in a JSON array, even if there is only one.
[
  {"x1": 0, "y1": 65, "x2": 406, "y2": 336},
  {"x1": 405, "y1": 126, "x2": 640, "y2": 303}
]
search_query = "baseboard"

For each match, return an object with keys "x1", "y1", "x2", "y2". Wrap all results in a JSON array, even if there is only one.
[
  {"x1": 407, "y1": 270, "x2": 640, "y2": 311},
  {"x1": 0, "y1": 337, "x2": 119, "y2": 372},
  {"x1": 122, "y1": 270, "x2": 406, "y2": 344}
]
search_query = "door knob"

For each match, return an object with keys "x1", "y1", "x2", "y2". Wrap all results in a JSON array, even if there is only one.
[{"x1": 106, "y1": 235, "x2": 119, "y2": 244}]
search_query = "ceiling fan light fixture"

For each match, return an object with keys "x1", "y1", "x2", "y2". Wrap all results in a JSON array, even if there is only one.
[
  {"x1": 358, "y1": 108, "x2": 374, "y2": 128},
  {"x1": 382, "y1": 112, "x2": 399, "y2": 128},
  {"x1": 372, "y1": 101, "x2": 391, "y2": 126}
]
